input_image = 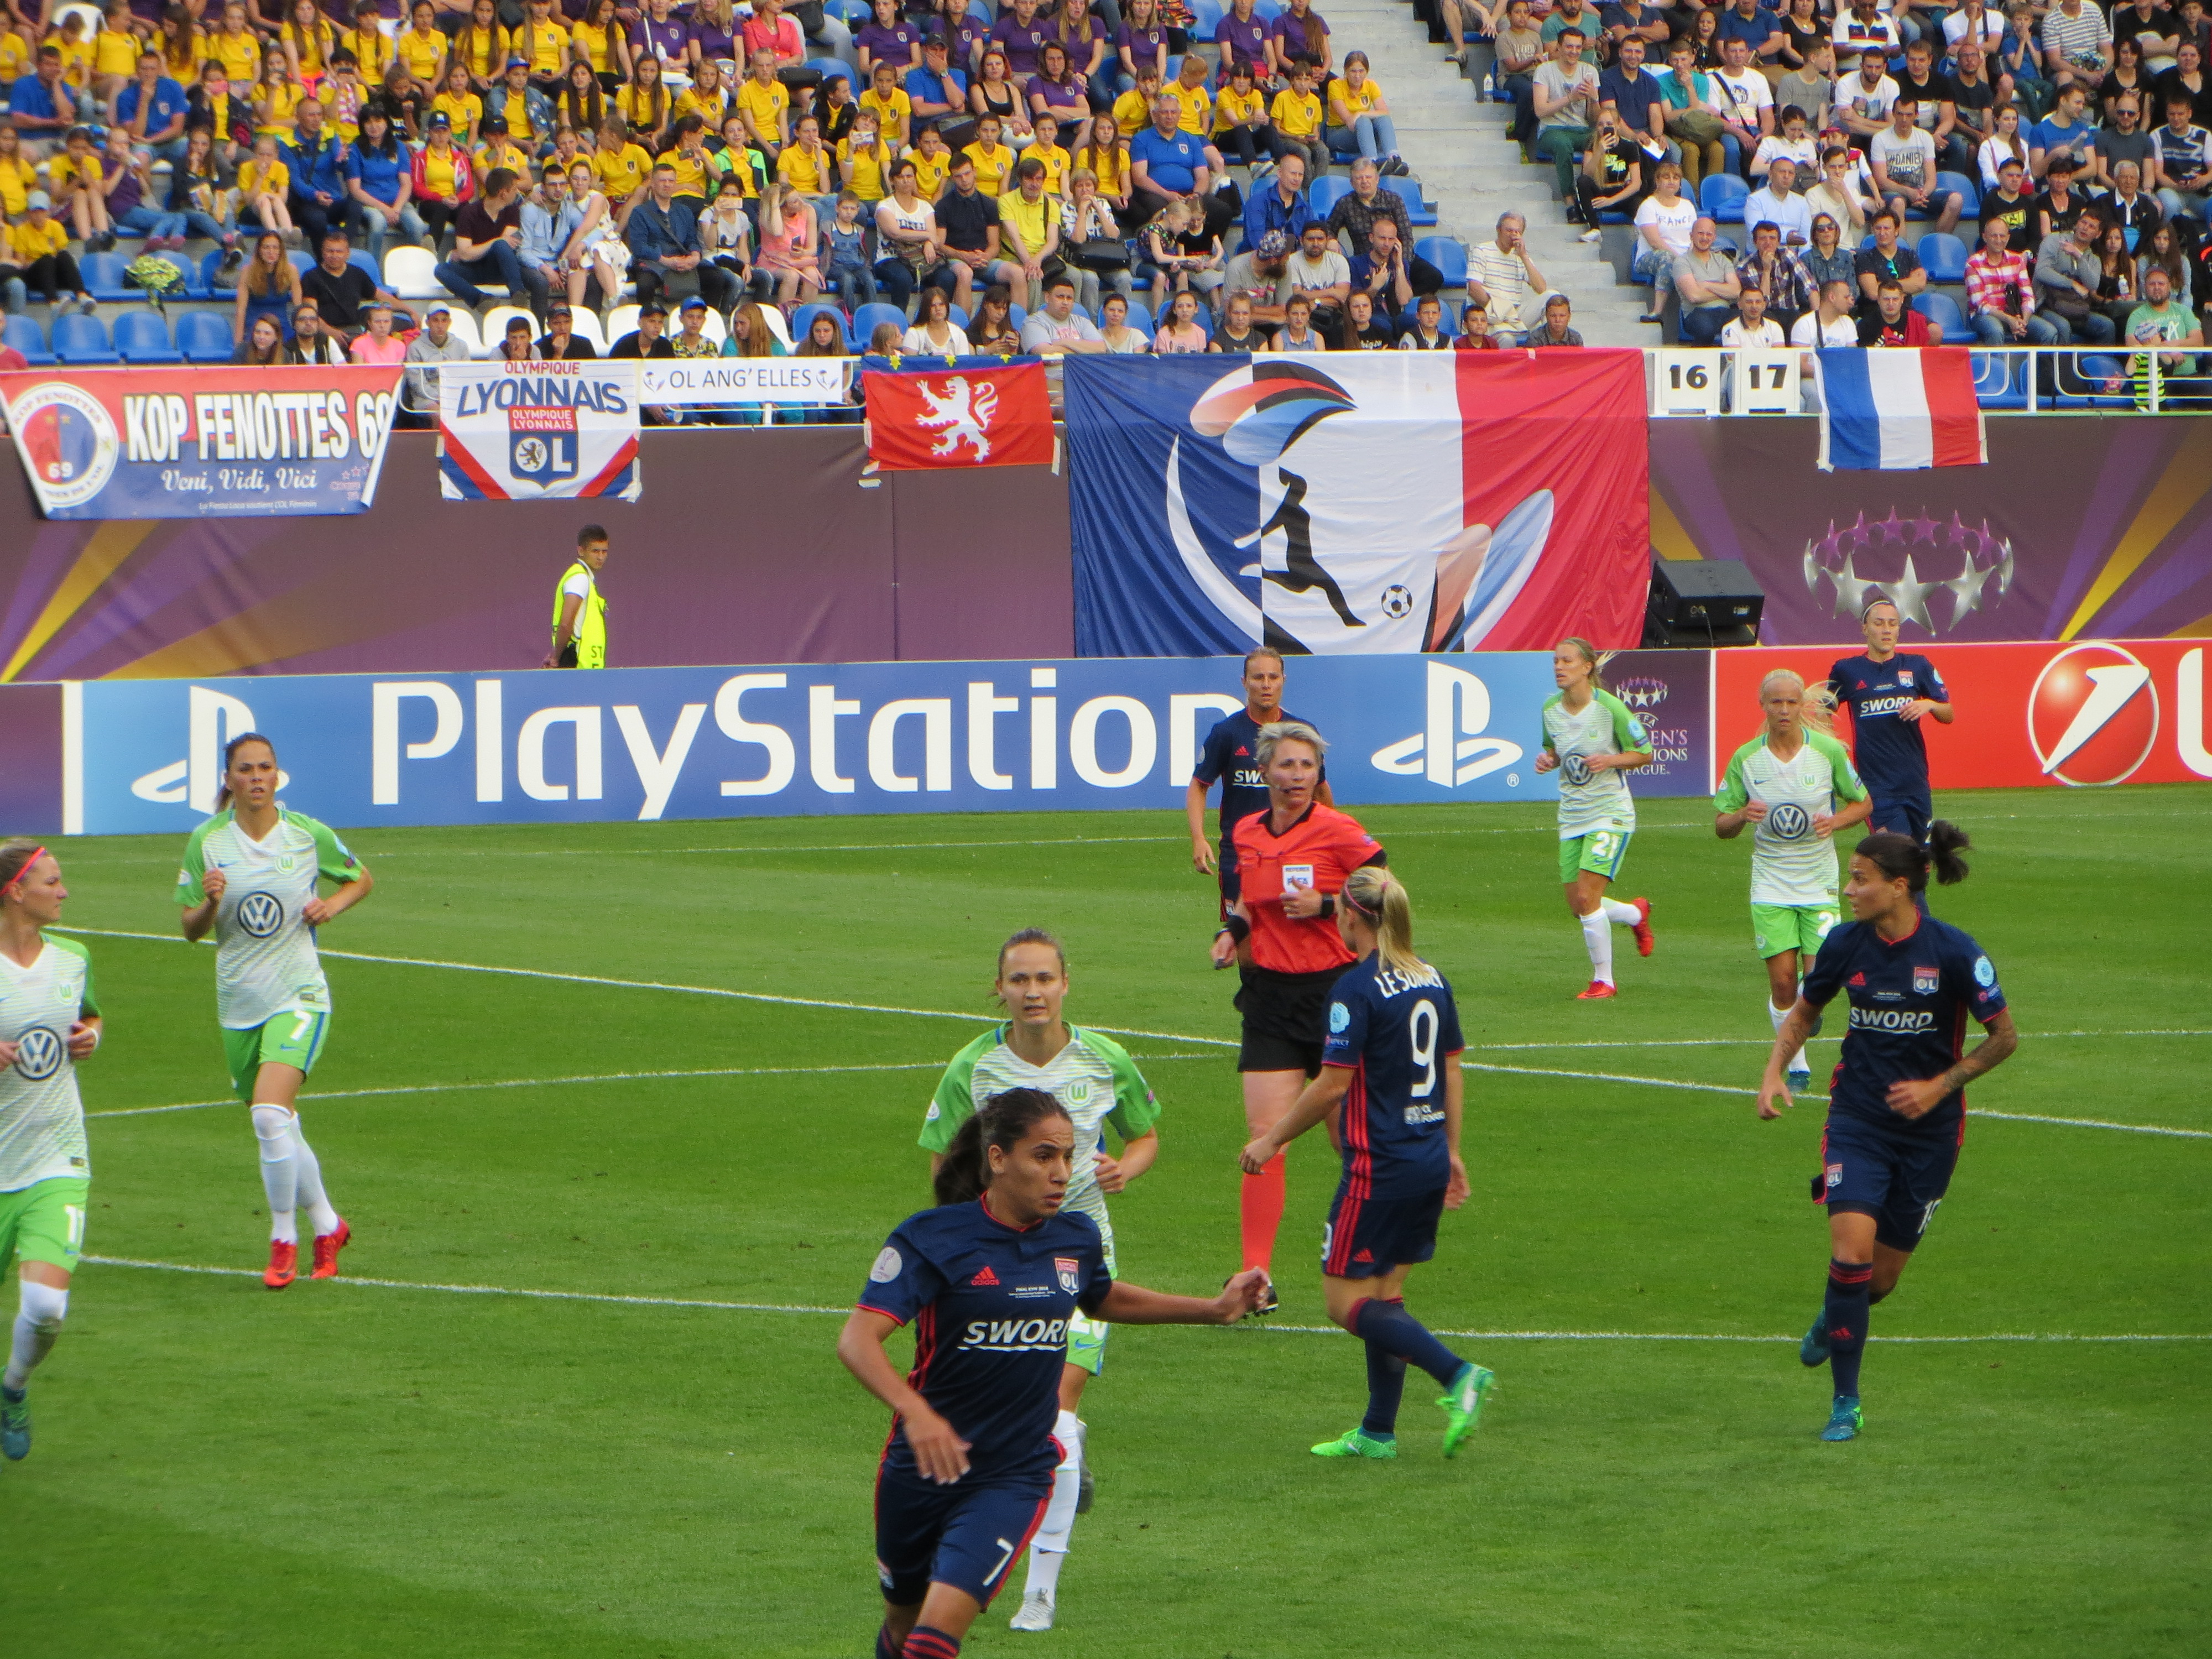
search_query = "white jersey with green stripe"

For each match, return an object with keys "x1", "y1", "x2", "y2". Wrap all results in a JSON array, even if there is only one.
[
  {"x1": 921, "y1": 1024, "x2": 1161, "y2": 1265},
  {"x1": 1542, "y1": 687, "x2": 1654, "y2": 839},
  {"x1": 0, "y1": 933, "x2": 96, "y2": 1192},
  {"x1": 177, "y1": 808, "x2": 362, "y2": 1031},
  {"x1": 1713, "y1": 731, "x2": 1870, "y2": 906}
]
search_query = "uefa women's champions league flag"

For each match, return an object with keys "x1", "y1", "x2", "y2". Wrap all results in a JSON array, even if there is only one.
[
  {"x1": 437, "y1": 360, "x2": 642, "y2": 501},
  {"x1": 1063, "y1": 353, "x2": 1650, "y2": 658}
]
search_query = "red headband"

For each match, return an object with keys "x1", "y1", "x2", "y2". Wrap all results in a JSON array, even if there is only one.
[{"x1": 2, "y1": 847, "x2": 46, "y2": 898}]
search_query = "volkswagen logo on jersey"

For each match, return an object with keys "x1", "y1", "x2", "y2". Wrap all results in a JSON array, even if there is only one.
[
  {"x1": 236, "y1": 891, "x2": 285, "y2": 938},
  {"x1": 1766, "y1": 802, "x2": 1812, "y2": 839},
  {"x1": 2028, "y1": 643, "x2": 2160, "y2": 786},
  {"x1": 1560, "y1": 753, "x2": 1592, "y2": 786},
  {"x1": 12, "y1": 1026, "x2": 64, "y2": 1082}
]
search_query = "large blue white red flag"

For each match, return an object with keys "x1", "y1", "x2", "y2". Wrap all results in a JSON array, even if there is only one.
[
  {"x1": 1814, "y1": 348, "x2": 1986, "y2": 472},
  {"x1": 1063, "y1": 352, "x2": 1648, "y2": 658},
  {"x1": 438, "y1": 359, "x2": 640, "y2": 500}
]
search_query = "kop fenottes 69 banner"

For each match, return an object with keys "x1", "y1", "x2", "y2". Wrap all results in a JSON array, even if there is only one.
[
  {"x1": 438, "y1": 359, "x2": 641, "y2": 501},
  {"x1": 0, "y1": 366, "x2": 402, "y2": 519},
  {"x1": 1063, "y1": 352, "x2": 1651, "y2": 659}
]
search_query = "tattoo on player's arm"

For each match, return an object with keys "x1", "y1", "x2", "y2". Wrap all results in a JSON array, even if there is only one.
[{"x1": 1937, "y1": 1009, "x2": 2017, "y2": 1094}]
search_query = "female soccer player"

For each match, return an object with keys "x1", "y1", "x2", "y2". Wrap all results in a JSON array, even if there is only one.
[
  {"x1": 1207, "y1": 721, "x2": 1385, "y2": 1292},
  {"x1": 1756, "y1": 825, "x2": 2017, "y2": 1442},
  {"x1": 1714, "y1": 670, "x2": 1872, "y2": 1088},
  {"x1": 1535, "y1": 638, "x2": 1657, "y2": 1000},
  {"x1": 0, "y1": 841, "x2": 102, "y2": 1462},
  {"x1": 1827, "y1": 598, "x2": 1953, "y2": 845},
  {"x1": 1238, "y1": 867, "x2": 1496, "y2": 1460},
  {"x1": 178, "y1": 734, "x2": 374, "y2": 1290},
  {"x1": 842, "y1": 1089, "x2": 1265, "y2": 1659},
  {"x1": 1184, "y1": 648, "x2": 1332, "y2": 893},
  {"x1": 918, "y1": 928, "x2": 1161, "y2": 1633}
]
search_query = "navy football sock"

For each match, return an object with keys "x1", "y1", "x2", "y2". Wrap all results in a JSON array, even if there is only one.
[
  {"x1": 1824, "y1": 1259, "x2": 1874, "y2": 1399},
  {"x1": 903, "y1": 1626, "x2": 961, "y2": 1659},
  {"x1": 875, "y1": 1624, "x2": 901, "y2": 1659},
  {"x1": 1361, "y1": 1339, "x2": 1407, "y2": 1438},
  {"x1": 1353, "y1": 1296, "x2": 1463, "y2": 1391}
]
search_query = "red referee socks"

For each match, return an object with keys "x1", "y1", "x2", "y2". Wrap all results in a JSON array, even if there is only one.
[{"x1": 1240, "y1": 1153, "x2": 1286, "y2": 1272}]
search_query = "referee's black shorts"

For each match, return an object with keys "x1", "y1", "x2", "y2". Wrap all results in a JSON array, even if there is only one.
[{"x1": 1234, "y1": 963, "x2": 1343, "y2": 1076}]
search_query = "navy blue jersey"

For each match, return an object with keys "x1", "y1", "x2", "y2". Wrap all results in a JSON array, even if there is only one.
[
  {"x1": 1321, "y1": 954, "x2": 1466, "y2": 1200},
  {"x1": 1828, "y1": 652, "x2": 1949, "y2": 800},
  {"x1": 858, "y1": 1199, "x2": 1113, "y2": 1478},
  {"x1": 1801, "y1": 914, "x2": 2007, "y2": 1136},
  {"x1": 1193, "y1": 707, "x2": 1327, "y2": 840}
]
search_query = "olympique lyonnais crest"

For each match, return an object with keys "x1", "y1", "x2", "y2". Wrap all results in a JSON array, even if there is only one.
[
  {"x1": 438, "y1": 361, "x2": 640, "y2": 502},
  {"x1": 1055, "y1": 1257, "x2": 1080, "y2": 1295},
  {"x1": 508, "y1": 404, "x2": 581, "y2": 486},
  {"x1": 864, "y1": 362, "x2": 1054, "y2": 471},
  {"x1": 1913, "y1": 966, "x2": 1941, "y2": 995}
]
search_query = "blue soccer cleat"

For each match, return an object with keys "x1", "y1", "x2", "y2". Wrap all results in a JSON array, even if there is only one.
[
  {"x1": 1438, "y1": 1362, "x2": 1496, "y2": 1457},
  {"x1": 1800, "y1": 1311, "x2": 1831, "y2": 1368},
  {"x1": 1, "y1": 1385, "x2": 28, "y2": 1461},
  {"x1": 1820, "y1": 1396, "x2": 1863, "y2": 1442}
]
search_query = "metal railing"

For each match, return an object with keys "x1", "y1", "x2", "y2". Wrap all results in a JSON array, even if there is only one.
[{"x1": 1641, "y1": 345, "x2": 2205, "y2": 416}]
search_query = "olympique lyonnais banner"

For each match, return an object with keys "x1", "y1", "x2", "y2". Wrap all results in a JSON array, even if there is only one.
[
  {"x1": 0, "y1": 366, "x2": 403, "y2": 519},
  {"x1": 863, "y1": 360, "x2": 1054, "y2": 470},
  {"x1": 638, "y1": 358, "x2": 850, "y2": 406},
  {"x1": 438, "y1": 359, "x2": 640, "y2": 501},
  {"x1": 58, "y1": 649, "x2": 1709, "y2": 834},
  {"x1": 1065, "y1": 352, "x2": 1651, "y2": 659},
  {"x1": 1715, "y1": 639, "x2": 2212, "y2": 791}
]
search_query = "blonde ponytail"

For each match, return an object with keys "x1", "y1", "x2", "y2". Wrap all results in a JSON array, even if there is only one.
[
  {"x1": 1559, "y1": 635, "x2": 1613, "y2": 692},
  {"x1": 1340, "y1": 866, "x2": 1423, "y2": 978}
]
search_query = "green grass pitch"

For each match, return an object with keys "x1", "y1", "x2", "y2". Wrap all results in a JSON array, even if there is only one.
[{"x1": 8, "y1": 785, "x2": 2207, "y2": 1658}]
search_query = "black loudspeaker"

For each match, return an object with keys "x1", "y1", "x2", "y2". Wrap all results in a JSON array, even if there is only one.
[{"x1": 1644, "y1": 557, "x2": 1765, "y2": 648}]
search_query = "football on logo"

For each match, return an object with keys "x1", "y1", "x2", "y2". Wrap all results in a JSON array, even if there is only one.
[{"x1": 2028, "y1": 643, "x2": 2159, "y2": 786}]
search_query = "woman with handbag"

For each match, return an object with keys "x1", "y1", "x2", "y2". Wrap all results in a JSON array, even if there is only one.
[
  {"x1": 871, "y1": 157, "x2": 947, "y2": 315},
  {"x1": 1059, "y1": 166, "x2": 1132, "y2": 313}
]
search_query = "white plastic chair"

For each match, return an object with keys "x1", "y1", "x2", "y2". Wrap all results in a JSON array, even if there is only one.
[
  {"x1": 436, "y1": 307, "x2": 483, "y2": 356},
  {"x1": 383, "y1": 244, "x2": 443, "y2": 299},
  {"x1": 698, "y1": 307, "x2": 728, "y2": 347},
  {"x1": 605, "y1": 302, "x2": 641, "y2": 342},
  {"x1": 481, "y1": 305, "x2": 537, "y2": 353},
  {"x1": 567, "y1": 309, "x2": 608, "y2": 352},
  {"x1": 756, "y1": 305, "x2": 792, "y2": 349}
]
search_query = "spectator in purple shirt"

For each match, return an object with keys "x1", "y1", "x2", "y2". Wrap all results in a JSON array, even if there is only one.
[
  {"x1": 687, "y1": 0, "x2": 740, "y2": 66},
  {"x1": 992, "y1": 0, "x2": 1051, "y2": 81},
  {"x1": 1270, "y1": 0, "x2": 1332, "y2": 76},
  {"x1": 1217, "y1": 0, "x2": 1278, "y2": 84},
  {"x1": 629, "y1": 0, "x2": 691, "y2": 67},
  {"x1": 857, "y1": 0, "x2": 922, "y2": 76},
  {"x1": 1117, "y1": 0, "x2": 1171, "y2": 93}
]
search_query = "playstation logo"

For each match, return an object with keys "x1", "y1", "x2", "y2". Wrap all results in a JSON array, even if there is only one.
[{"x1": 1370, "y1": 662, "x2": 1524, "y2": 787}]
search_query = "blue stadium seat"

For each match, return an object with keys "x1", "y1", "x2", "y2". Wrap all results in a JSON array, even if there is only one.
[
  {"x1": 138, "y1": 249, "x2": 205, "y2": 299},
  {"x1": 80, "y1": 252, "x2": 133, "y2": 302},
  {"x1": 1163, "y1": 54, "x2": 1213, "y2": 87},
  {"x1": 2052, "y1": 353, "x2": 2131, "y2": 407},
  {"x1": 791, "y1": 300, "x2": 853, "y2": 348},
  {"x1": 1912, "y1": 290, "x2": 1965, "y2": 340},
  {"x1": 1008, "y1": 301, "x2": 1027, "y2": 330},
  {"x1": 1379, "y1": 174, "x2": 1436, "y2": 225},
  {"x1": 50, "y1": 312, "x2": 119, "y2": 364},
  {"x1": 1120, "y1": 298, "x2": 1154, "y2": 334},
  {"x1": 176, "y1": 310, "x2": 236, "y2": 362},
  {"x1": 1700, "y1": 173, "x2": 1749, "y2": 223},
  {"x1": 1251, "y1": 0, "x2": 1280, "y2": 19},
  {"x1": 4, "y1": 315, "x2": 54, "y2": 366},
  {"x1": 1918, "y1": 231, "x2": 1968, "y2": 283},
  {"x1": 287, "y1": 249, "x2": 315, "y2": 276},
  {"x1": 1413, "y1": 235, "x2": 1467, "y2": 288},
  {"x1": 348, "y1": 249, "x2": 382, "y2": 283},
  {"x1": 808, "y1": 57, "x2": 851, "y2": 90},
  {"x1": 1190, "y1": 0, "x2": 1224, "y2": 36},
  {"x1": 1307, "y1": 175, "x2": 1353, "y2": 217},
  {"x1": 1969, "y1": 350, "x2": 2027, "y2": 408},
  {"x1": 112, "y1": 310, "x2": 181, "y2": 362},
  {"x1": 852, "y1": 301, "x2": 909, "y2": 346},
  {"x1": 1936, "y1": 169, "x2": 1979, "y2": 215},
  {"x1": 199, "y1": 247, "x2": 239, "y2": 293}
]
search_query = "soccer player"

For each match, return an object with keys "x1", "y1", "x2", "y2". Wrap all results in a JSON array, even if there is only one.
[
  {"x1": 841, "y1": 1088, "x2": 1266, "y2": 1659},
  {"x1": 1185, "y1": 647, "x2": 1334, "y2": 901},
  {"x1": 178, "y1": 734, "x2": 374, "y2": 1290},
  {"x1": 1828, "y1": 597, "x2": 1953, "y2": 844},
  {"x1": 1714, "y1": 670, "x2": 1872, "y2": 1088},
  {"x1": 1533, "y1": 637, "x2": 1657, "y2": 1000},
  {"x1": 919, "y1": 928, "x2": 1162, "y2": 1633},
  {"x1": 1756, "y1": 824, "x2": 2017, "y2": 1442},
  {"x1": 1207, "y1": 721, "x2": 1386, "y2": 1293},
  {"x1": 1238, "y1": 867, "x2": 1496, "y2": 1460},
  {"x1": 0, "y1": 841, "x2": 101, "y2": 1462}
]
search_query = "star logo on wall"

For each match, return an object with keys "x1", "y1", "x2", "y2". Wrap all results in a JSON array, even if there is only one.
[{"x1": 1801, "y1": 513, "x2": 2013, "y2": 633}]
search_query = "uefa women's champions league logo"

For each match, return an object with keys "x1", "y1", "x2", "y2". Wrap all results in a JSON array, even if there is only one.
[
  {"x1": 1802, "y1": 512, "x2": 2015, "y2": 633},
  {"x1": 1165, "y1": 362, "x2": 1557, "y2": 654}
]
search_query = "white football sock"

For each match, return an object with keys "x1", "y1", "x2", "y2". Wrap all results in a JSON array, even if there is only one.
[
  {"x1": 252, "y1": 1104, "x2": 299, "y2": 1245},
  {"x1": 4, "y1": 1280, "x2": 68, "y2": 1390},
  {"x1": 1579, "y1": 909, "x2": 1614, "y2": 985},
  {"x1": 1599, "y1": 897, "x2": 1640, "y2": 925},
  {"x1": 290, "y1": 1117, "x2": 341, "y2": 1237},
  {"x1": 1024, "y1": 1411, "x2": 1085, "y2": 1593},
  {"x1": 1772, "y1": 995, "x2": 1807, "y2": 1072}
]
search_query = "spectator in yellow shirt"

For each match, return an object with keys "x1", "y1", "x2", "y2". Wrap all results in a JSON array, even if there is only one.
[
  {"x1": 1026, "y1": 110, "x2": 1071, "y2": 193},
  {"x1": 906, "y1": 122, "x2": 952, "y2": 198},
  {"x1": 91, "y1": 1, "x2": 139, "y2": 109},
  {"x1": 514, "y1": 0, "x2": 570, "y2": 90},
  {"x1": 343, "y1": 0, "x2": 394, "y2": 87},
  {"x1": 237, "y1": 133, "x2": 297, "y2": 233},
  {"x1": 838, "y1": 108, "x2": 895, "y2": 200},
  {"x1": 9, "y1": 193, "x2": 91, "y2": 309},
  {"x1": 737, "y1": 49, "x2": 789, "y2": 156},
  {"x1": 433, "y1": 61, "x2": 485, "y2": 145},
  {"x1": 593, "y1": 116, "x2": 653, "y2": 206},
  {"x1": 0, "y1": 125, "x2": 38, "y2": 217},
  {"x1": 1213, "y1": 58, "x2": 1274, "y2": 171},
  {"x1": 451, "y1": 0, "x2": 509, "y2": 90},
  {"x1": 860, "y1": 58, "x2": 912, "y2": 148},
  {"x1": 476, "y1": 118, "x2": 531, "y2": 178},
  {"x1": 778, "y1": 111, "x2": 832, "y2": 192},
  {"x1": 49, "y1": 127, "x2": 112, "y2": 246},
  {"x1": 570, "y1": 0, "x2": 627, "y2": 87},
  {"x1": 962, "y1": 110, "x2": 1014, "y2": 195},
  {"x1": 255, "y1": 56, "x2": 307, "y2": 137},
  {"x1": 0, "y1": 22, "x2": 33, "y2": 90},
  {"x1": 1165, "y1": 50, "x2": 1212, "y2": 134},
  {"x1": 675, "y1": 56, "x2": 732, "y2": 129},
  {"x1": 1113, "y1": 62, "x2": 1163, "y2": 139},
  {"x1": 280, "y1": 0, "x2": 338, "y2": 86},
  {"x1": 1269, "y1": 57, "x2": 1327, "y2": 176},
  {"x1": 396, "y1": 0, "x2": 448, "y2": 87},
  {"x1": 51, "y1": 15, "x2": 97, "y2": 92},
  {"x1": 658, "y1": 111, "x2": 713, "y2": 204},
  {"x1": 708, "y1": 115, "x2": 763, "y2": 197}
]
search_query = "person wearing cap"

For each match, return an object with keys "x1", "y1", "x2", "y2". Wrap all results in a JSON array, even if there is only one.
[
  {"x1": 400, "y1": 299, "x2": 471, "y2": 427},
  {"x1": 1222, "y1": 227, "x2": 1295, "y2": 328},
  {"x1": 7, "y1": 192, "x2": 90, "y2": 311},
  {"x1": 474, "y1": 116, "x2": 533, "y2": 181},
  {"x1": 608, "y1": 297, "x2": 679, "y2": 359},
  {"x1": 283, "y1": 95, "x2": 353, "y2": 253},
  {"x1": 545, "y1": 525, "x2": 610, "y2": 670},
  {"x1": 410, "y1": 111, "x2": 477, "y2": 249},
  {"x1": 906, "y1": 33, "x2": 969, "y2": 135},
  {"x1": 487, "y1": 54, "x2": 554, "y2": 152},
  {"x1": 436, "y1": 164, "x2": 550, "y2": 316},
  {"x1": 537, "y1": 302, "x2": 597, "y2": 359}
]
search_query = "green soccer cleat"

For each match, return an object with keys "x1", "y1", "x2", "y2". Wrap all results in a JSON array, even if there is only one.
[
  {"x1": 1310, "y1": 1428, "x2": 1398, "y2": 1459},
  {"x1": 1800, "y1": 1311, "x2": 1832, "y2": 1368},
  {"x1": 1438, "y1": 1363, "x2": 1496, "y2": 1457},
  {"x1": 1, "y1": 1385, "x2": 28, "y2": 1462},
  {"x1": 1820, "y1": 1396, "x2": 1863, "y2": 1442}
]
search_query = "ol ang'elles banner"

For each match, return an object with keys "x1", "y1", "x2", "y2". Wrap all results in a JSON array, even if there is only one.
[
  {"x1": 0, "y1": 366, "x2": 403, "y2": 519},
  {"x1": 438, "y1": 359, "x2": 640, "y2": 502},
  {"x1": 638, "y1": 357, "x2": 850, "y2": 405},
  {"x1": 1064, "y1": 351, "x2": 1651, "y2": 659}
]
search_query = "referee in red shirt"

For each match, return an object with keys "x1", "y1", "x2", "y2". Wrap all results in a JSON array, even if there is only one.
[{"x1": 1208, "y1": 721, "x2": 1386, "y2": 1303}]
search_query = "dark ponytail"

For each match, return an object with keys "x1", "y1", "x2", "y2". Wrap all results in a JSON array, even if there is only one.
[
  {"x1": 1856, "y1": 821, "x2": 1971, "y2": 893},
  {"x1": 213, "y1": 732, "x2": 276, "y2": 811},
  {"x1": 933, "y1": 1087, "x2": 1071, "y2": 1207}
]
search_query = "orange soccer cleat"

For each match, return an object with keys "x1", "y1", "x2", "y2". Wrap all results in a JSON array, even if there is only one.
[
  {"x1": 311, "y1": 1219, "x2": 351, "y2": 1280},
  {"x1": 264, "y1": 1240, "x2": 298, "y2": 1289},
  {"x1": 1575, "y1": 980, "x2": 1618, "y2": 1000},
  {"x1": 1631, "y1": 897, "x2": 1656, "y2": 957}
]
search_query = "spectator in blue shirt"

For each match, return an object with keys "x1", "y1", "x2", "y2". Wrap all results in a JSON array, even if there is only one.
[
  {"x1": 1716, "y1": 0, "x2": 1786, "y2": 65},
  {"x1": 905, "y1": 37, "x2": 968, "y2": 132},
  {"x1": 114, "y1": 51, "x2": 191, "y2": 163},
  {"x1": 1599, "y1": 35, "x2": 1671, "y2": 161},
  {"x1": 625, "y1": 159, "x2": 739, "y2": 311},
  {"x1": 1130, "y1": 95, "x2": 1234, "y2": 236},
  {"x1": 9, "y1": 48, "x2": 80, "y2": 157},
  {"x1": 283, "y1": 97, "x2": 353, "y2": 252},
  {"x1": 1243, "y1": 150, "x2": 1317, "y2": 247},
  {"x1": 343, "y1": 108, "x2": 423, "y2": 262}
]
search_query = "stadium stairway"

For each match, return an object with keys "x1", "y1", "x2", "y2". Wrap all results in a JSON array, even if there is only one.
[{"x1": 1350, "y1": 0, "x2": 1650, "y2": 345}]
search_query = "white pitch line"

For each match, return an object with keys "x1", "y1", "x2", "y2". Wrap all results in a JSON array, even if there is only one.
[
  {"x1": 81, "y1": 1256, "x2": 2211, "y2": 1343},
  {"x1": 86, "y1": 1053, "x2": 1219, "y2": 1120},
  {"x1": 1474, "y1": 1031, "x2": 2211, "y2": 1049},
  {"x1": 1974, "y1": 1109, "x2": 2212, "y2": 1140}
]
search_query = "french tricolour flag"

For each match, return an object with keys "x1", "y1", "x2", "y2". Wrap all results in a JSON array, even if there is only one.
[{"x1": 1814, "y1": 349, "x2": 1986, "y2": 472}]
